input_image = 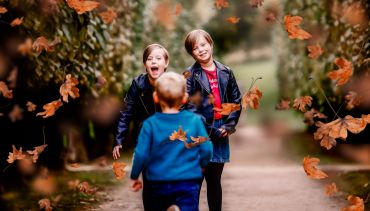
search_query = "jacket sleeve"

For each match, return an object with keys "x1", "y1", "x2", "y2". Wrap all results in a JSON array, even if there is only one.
[
  {"x1": 114, "y1": 80, "x2": 139, "y2": 147},
  {"x1": 222, "y1": 69, "x2": 242, "y2": 134}
]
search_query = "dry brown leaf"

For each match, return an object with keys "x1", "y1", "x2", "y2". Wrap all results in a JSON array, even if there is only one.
[
  {"x1": 249, "y1": 0, "x2": 264, "y2": 8},
  {"x1": 78, "y1": 181, "x2": 97, "y2": 194},
  {"x1": 275, "y1": 99, "x2": 290, "y2": 110},
  {"x1": 303, "y1": 108, "x2": 327, "y2": 126},
  {"x1": 293, "y1": 96, "x2": 313, "y2": 112},
  {"x1": 169, "y1": 126, "x2": 187, "y2": 142},
  {"x1": 307, "y1": 44, "x2": 323, "y2": 59},
  {"x1": 265, "y1": 12, "x2": 276, "y2": 23},
  {"x1": 7, "y1": 145, "x2": 27, "y2": 163},
  {"x1": 345, "y1": 91, "x2": 362, "y2": 110},
  {"x1": 7, "y1": 67, "x2": 18, "y2": 88},
  {"x1": 284, "y1": 15, "x2": 312, "y2": 40},
  {"x1": 99, "y1": 8, "x2": 117, "y2": 24},
  {"x1": 112, "y1": 161, "x2": 127, "y2": 180},
  {"x1": 155, "y1": 1, "x2": 175, "y2": 30},
  {"x1": 342, "y1": 195, "x2": 364, "y2": 211},
  {"x1": 327, "y1": 58, "x2": 353, "y2": 86},
  {"x1": 18, "y1": 38, "x2": 33, "y2": 56},
  {"x1": 226, "y1": 17, "x2": 240, "y2": 24},
  {"x1": 0, "y1": 81, "x2": 13, "y2": 98},
  {"x1": 60, "y1": 74, "x2": 80, "y2": 102},
  {"x1": 182, "y1": 70, "x2": 191, "y2": 79},
  {"x1": 27, "y1": 144, "x2": 47, "y2": 163},
  {"x1": 36, "y1": 99, "x2": 63, "y2": 118},
  {"x1": 325, "y1": 182, "x2": 338, "y2": 196},
  {"x1": 0, "y1": 6, "x2": 7, "y2": 14},
  {"x1": 214, "y1": 103, "x2": 241, "y2": 115},
  {"x1": 32, "y1": 172, "x2": 56, "y2": 195},
  {"x1": 68, "y1": 179, "x2": 80, "y2": 190},
  {"x1": 175, "y1": 3, "x2": 183, "y2": 16},
  {"x1": 26, "y1": 101, "x2": 37, "y2": 112},
  {"x1": 66, "y1": 0, "x2": 100, "y2": 14},
  {"x1": 343, "y1": 2, "x2": 368, "y2": 26},
  {"x1": 184, "y1": 136, "x2": 209, "y2": 149},
  {"x1": 32, "y1": 36, "x2": 61, "y2": 56},
  {"x1": 303, "y1": 156, "x2": 328, "y2": 179},
  {"x1": 215, "y1": 0, "x2": 229, "y2": 9},
  {"x1": 38, "y1": 198, "x2": 52, "y2": 211},
  {"x1": 69, "y1": 163, "x2": 81, "y2": 168},
  {"x1": 10, "y1": 17, "x2": 23, "y2": 27},
  {"x1": 9, "y1": 104, "x2": 23, "y2": 122},
  {"x1": 242, "y1": 86, "x2": 262, "y2": 110}
]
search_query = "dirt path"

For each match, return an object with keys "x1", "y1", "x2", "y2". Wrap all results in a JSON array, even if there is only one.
[{"x1": 97, "y1": 126, "x2": 349, "y2": 211}]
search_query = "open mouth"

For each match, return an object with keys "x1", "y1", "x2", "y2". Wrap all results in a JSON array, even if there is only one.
[{"x1": 150, "y1": 67, "x2": 159, "y2": 74}]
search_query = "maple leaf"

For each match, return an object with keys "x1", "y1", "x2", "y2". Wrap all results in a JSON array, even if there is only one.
[
  {"x1": 69, "y1": 163, "x2": 80, "y2": 168},
  {"x1": 26, "y1": 101, "x2": 37, "y2": 112},
  {"x1": 184, "y1": 136, "x2": 209, "y2": 149},
  {"x1": 284, "y1": 15, "x2": 312, "y2": 40},
  {"x1": 0, "y1": 6, "x2": 7, "y2": 14},
  {"x1": 215, "y1": 0, "x2": 229, "y2": 10},
  {"x1": 327, "y1": 58, "x2": 353, "y2": 86},
  {"x1": 9, "y1": 104, "x2": 23, "y2": 122},
  {"x1": 226, "y1": 17, "x2": 240, "y2": 24},
  {"x1": 325, "y1": 182, "x2": 338, "y2": 196},
  {"x1": 175, "y1": 3, "x2": 183, "y2": 16},
  {"x1": 214, "y1": 103, "x2": 241, "y2": 115},
  {"x1": 293, "y1": 96, "x2": 312, "y2": 112},
  {"x1": 342, "y1": 195, "x2": 364, "y2": 211},
  {"x1": 345, "y1": 91, "x2": 362, "y2": 110},
  {"x1": 67, "y1": 179, "x2": 80, "y2": 190},
  {"x1": 78, "y1": 181, "x2": 98, "y2": 194},
  {"x1": 66, "y1": 0, "x2": 100, "y2": 14},
  {"x1": 36, "y1": 99, "x2": 63, "y2": 118},
  {"x1": 7, "y1": 145, "x2": 27, "y2": 163},
  {"x1": 275, "y1": 99, "x2": 290, "y2": 110},
  {"x1": 60, "y1": 74, "x2": 80, "y2": 102},
  {"x1": 38, "y1": 198, "x2": 52, "y2": 211},
  {"x1": 10, "y1": 17, "x2": 23, "y2": 27},
  {"x1": 99, "y1": 8, "x2": 117, "y2": 24},
  {"x1": 18, "y1": 38, "x2": 33, "y2": 56},
  {"x1": 242, "y1": 86, "x2": 262, "y2": 110},
  {"x1": 249, "y1": 0, "x2": 264, "y2": 8},
  {"x1": 32, "y1": 36, "x2": 61, "y2": 56},
  {"x1": 303, "y1": 156, "x2": 328, "y2": 179},
  {"x1": 303, "y1": 108, "x2": 327, "y2": 126},
  {"x1": 182, "y1": 70, "x2": 191, "y2": 79},
  {"x1": 0, "y1": 81, "x2": 13, "y2": 98},
  {"x1": 27, "y1": 144, "x2": 47, "y2": 163},
  {"x1": 169, "y1": 126, "x2": 187, "y2": 142},
  {"x1": 112, "y1": 161, "x2": 127, "y2": 180},
  {"x1": 307, "y1": 44, "x2": 323, "y2": 59}
]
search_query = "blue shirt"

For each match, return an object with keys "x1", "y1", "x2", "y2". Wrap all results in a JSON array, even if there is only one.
[{"x1": 130, "y1": 110, "x2": 213, "y2": 181}]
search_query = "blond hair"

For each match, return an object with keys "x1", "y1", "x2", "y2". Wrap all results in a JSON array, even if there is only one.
[
  {"x1": 184, "y1": 29, "x2": 213, "y2": 56},
  {"x1": 155, "y1": 72, "x2": 186, "y2": 108}
]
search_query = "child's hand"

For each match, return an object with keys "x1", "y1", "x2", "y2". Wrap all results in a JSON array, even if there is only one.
[
  {"x1": 112, "y1": 145, "x2": 122, "y2": 160},
  {"x1": 130, "y1": 179, "x2": 143, "y2": 192},
  {"x1": 218, "y1": 128, "x2": 228, "y2": 137}
]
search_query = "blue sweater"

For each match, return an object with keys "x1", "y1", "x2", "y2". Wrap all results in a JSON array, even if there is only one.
[{"x1": 130, "y1": 110, "x2": 213, "y2": 181}]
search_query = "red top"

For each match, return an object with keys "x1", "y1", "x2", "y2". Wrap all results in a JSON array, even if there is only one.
[{"x1": 203, "y1": 68, "x2": 223, "y2": 119}]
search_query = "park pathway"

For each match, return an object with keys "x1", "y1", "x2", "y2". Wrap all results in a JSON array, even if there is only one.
[{"x1": 97, "y1": 124, "x2": 349, "y2": 211}]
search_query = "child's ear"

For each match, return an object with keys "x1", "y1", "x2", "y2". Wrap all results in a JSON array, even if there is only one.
[
  {"x1": 181, "y1": 93, "x2": 189, "y2": 104},
  {"x1": 153, "y1": 91, "x2": 159, "y2": 103}
]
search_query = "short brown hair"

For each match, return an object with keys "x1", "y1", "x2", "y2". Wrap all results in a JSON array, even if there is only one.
[
  {"x1": 155, "y1": 72, "x2": 186, "y2": 108},
  {"x1": 184, "y1": 29, "x2": 213, "y2": 56},
  {"x1": 142, "y1": 43, "x2": 169, "y2": 64}
]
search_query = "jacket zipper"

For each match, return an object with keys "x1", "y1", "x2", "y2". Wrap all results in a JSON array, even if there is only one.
[{"x1": 195, "y1": 73, "x2": 211, "y2": 94}]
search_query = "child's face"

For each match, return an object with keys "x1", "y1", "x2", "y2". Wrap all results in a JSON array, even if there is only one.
[
  {"x1": 145, "y1": 48, "x2": 168, "y2": 81},
  {"x1": 192, "y1": 35, "x2": 213, "y2": 64}
]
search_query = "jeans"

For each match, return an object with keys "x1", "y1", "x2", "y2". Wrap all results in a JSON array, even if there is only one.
[
  {"x1": 143, "y1": 180, "x2": 200, "y2": 211},
  {"x1": 211, "y1": 119, "x2": 230, "y2": 163}
]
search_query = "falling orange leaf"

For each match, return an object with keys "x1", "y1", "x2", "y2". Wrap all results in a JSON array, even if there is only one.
[
  {"x1": 226, "y1": 16, "x2": 240, "y2": 24},
  {"x1": 66, "y1": 0, "x2": 100, "y2": 14},
  {"x1": 0, "y1": 81, "x2": 13, "y2": 98},
  {"x1": 27, "y1": 144, "x2": 47, "y2": 163},
  {"x1": 343, "y1": 2, "x2": 367, "y2": 26},
  {"x1": 7, "y1": 145, "x2": 27, "y2": 163},
  {"x1": 215, "y1": 0, "x2": 229, "y2": 10},
  {"x1": 242, "y1": 86, "x2": 262, "y2": 110},
  {"x1": 184, "y1": 136, "x2": 209, "y2": 149},
  {"x1": 175, "y1": 3, "x2": 183, "y2": 16},
  {"x1": 26, "y1": 101, "x2": 37, "y2": 112},
  {"x1": 327, "y1": 58, "x2": 353, "y2": 86},
  {"x1": 36, "y1": 99, "x2": 63, "y2": 118},
  {"x1": 307, "y1": 44, "x2": 323, "y2": 59},
  {"x1": 0, "y1": 6, "x2": 7, "y2": 14},
  {"x1": 112, "y1": 161, "x2": 127, "y2": 180},
  {"x1": 169, "y1": 126, "x2": 187, "y2": 142},
  {"x1": 284, "y1": 15, "x2": 312, "y2": 40},
  {"x1": 32, "y1": 36, "x2": 61, "y2": 56},
  {"x1": 342, "y1": 195, "x2": 364, "y2": 211},
  {"x1": 249, "y1": 0, "x2": 264, "y2": 8},
  {"x1": 78, "y1": 181, "x2": 98, "y2": 194},
  {"x1": 38, "y1": 198, "x2": 52, "y2": 211},
  {"x1": 60, "y1": 74, "x2": 80, "y2": 102},
  {"x1": 303, "y1": 108, "x2": 327, "y2": 126},
  {"x1": 303, "y1": 156, "x2": 328, "y2": 179},
  {"x1": 18, "y1": 38, "x2": 33, "y2": 56},
  {"x1": 155, "y1": 1, "x2": 175, "y2": 30},
  {"x1": 32, "y1": 172, "x2": 56, "y2": 195},
  {"x1": 99, "y1": 7, "x2": 117, "y2": 24},
  {"x1": 293, "y1": 96, "x2": 312, "y2": 112},
  {"x1": 325, "y1": 182, "x2": 338, "y2": 196},
  {"x1": 345, "y1": 91, "x2": 362, "y2": 110},
  {"x1": 9, "y1": 104, "x2": 23, "y2": 122},
  {"x1": 10, "y1": 17, "x2": 24, "y2": 27},
  {"x1": 275, "y1": 99, "x2": 290, "y2": 110},
  {"x1": 182, "y1": 70, "x2": 191, "y2": 79},
  {"x1": 214, "y1": 103, "x2": 241, "y2": 115}
]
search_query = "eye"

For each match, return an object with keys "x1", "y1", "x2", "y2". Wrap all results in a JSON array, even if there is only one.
[{"x1": 147, "y1": 57, "x2": 153, "y2": 61}]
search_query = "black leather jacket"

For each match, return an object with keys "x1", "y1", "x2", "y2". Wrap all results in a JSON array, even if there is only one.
[
  {"x1": 115, "y1": 73, "x2": 160, "y2": 146},
  {"x1": 186, "y1": 61, "x2": 242, "y2": 138}
]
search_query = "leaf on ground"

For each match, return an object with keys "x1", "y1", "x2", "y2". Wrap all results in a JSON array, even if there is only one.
[
  {"x1": 184, "y1": 136, "x2": 209, "y2": 149},
  {"x1": 169, "y1": 126, "x2": 187, "y2": 142},
  {"x1": 293, "y1": 96, "x2": 312, "y2": 112},
  {"x1": 275, "y1": 99, "x2": 290, "y2": 110},
  {"x1": 325, "y1": 182, "x2": 338, "y2": 196},
  {"x1": 215, "y1": 0, "x2": 229, "y2": 9},
  {"x1": 345, "y1": 91, "x2": 362, "y2": 110},
  {"x1": 112, "y1": 161, "x2": 127, "y2": 180},
  {"x1": 303, "y1": 108, "x2": 327, "y2": 126},
  {"x1": 99, "y1": 8, "x2": 117, "y2": 24},
  {"x1": 26, "y1": 101, "x2": 37, "y2": 112},
  {"x1": 303, "y1": 156, "x2": 328, "y2": 179},
  {"x1": 66, "y1": 0, "x2": 100, "y2": 14},
  {"x1": 307, "y1": 44, "x2": 323, "y2": 59},
  {"x1": 342, "y1": 195, "x2": 364, "y2": 211},
  {"x1": 10, "y1": 17, "x2": 23, "y2": 27},
  {"x1": 242, "y1": 86, "x2": 262, "y2": 110},
  {"x1": 327, "y1": 58, "x2": 353, "y2": 86},
  {"x1": 214, "y1": 103, "x2": 241, "y2": 115},
  {"x1": 249, "y1": 0, "x2": 264, "y2": 8},
  {"x1": 284, "y1": 15, "x2": 312, "y2": 40},
  {"x1": 36, "y1": 99, "x2": 63, "y2": 118},
  {"x1": 78, "y1": 181, "x2": 98, "y2": 194},
  {"x1": 32, "y1": 36, "x2": 61, "y2": 56},
  {"x1": 67, "y1": 179, "x2": 80, "y2": 190},
  {"x1": 60, "y1": 74, "x2": 80, "y2": 102},
  {"x1": 38, "y1": 198, "x2": 52, "y2": 211},
  {"x1": 27, "y1": 144, "x2": 47, "y2": 163},
  {"x1": 7, "y1": 145, "x2": 26, "y2": 163},
  {"x1": 226, "y1": 16, "x2": 240, "y2": 24},
  {"x1": 0, "y1": 81, "x2": 13, "y2": 98}
]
